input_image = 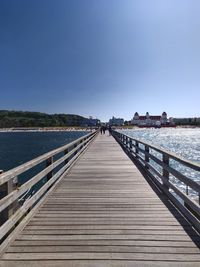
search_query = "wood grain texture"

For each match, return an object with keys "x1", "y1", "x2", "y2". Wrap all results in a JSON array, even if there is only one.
[{"x1": 0, "y1": 133, "x2": 200, "y2": 266}]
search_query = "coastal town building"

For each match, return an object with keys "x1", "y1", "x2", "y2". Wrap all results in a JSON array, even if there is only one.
[
  {"x1": 109, "y1": 116, "x2": 124, "y2": 126},
  {"x1": 131, "y1": 112, "x2": 173, "y2": 127},
  {"x1": 81, "y1": 116, "x2": 100, "y2": 127}
]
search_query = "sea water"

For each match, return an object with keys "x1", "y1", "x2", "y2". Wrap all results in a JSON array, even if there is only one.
[
  {"x1": 0, "y1": 131, "x2": 88, "y2": 195},
  {"x1": 0, "y1": 131, "x2": 88, "y2": 172}
]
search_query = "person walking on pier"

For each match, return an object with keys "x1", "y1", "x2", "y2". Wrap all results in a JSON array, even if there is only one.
[
  {"x1": 108, "y1": 125, "x2": 112, "y2": 136},
  {"x1": 100, "y1": 125, "x2": 104, "y2": 134},
  {"x1": 100, "y1": 125, "x2": 106, "y2": 134}
]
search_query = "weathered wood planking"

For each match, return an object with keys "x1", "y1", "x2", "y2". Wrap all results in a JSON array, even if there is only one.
[{"x1": 0, "y1": 133, "x2": 200, "y2": 266}]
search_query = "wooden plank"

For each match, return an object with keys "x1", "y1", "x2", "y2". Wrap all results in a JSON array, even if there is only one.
[
  {"x1": 7, "y1": 245, "x2": 200, "y2": 254},
  {"x1": 1, "y1": 260, "x2": 200, "y2": 267},
  {"x1": 2, "y1": 252, "x2": 200, "y2": 261},
  {"x1": 24, "y1": 224, "x2": 192, "y2": 230},
  {"x1": 12, "y1": 239, "x2": 200, "y2": 247},
  {"x1": 20, "y1": 229, "x2": 197, "y2": 236},
  {"x1": 16, "y1": 234, "x2": 199, "y2": 242}
]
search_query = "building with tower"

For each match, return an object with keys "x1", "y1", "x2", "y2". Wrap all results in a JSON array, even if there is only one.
[{"x1": 131, "y1": 112, "x2": 174, "y2": 127}]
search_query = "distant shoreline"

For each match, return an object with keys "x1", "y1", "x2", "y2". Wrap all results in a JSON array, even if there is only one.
[
  {"x1": 0, "y1": 125, "x2": 199, "y2": 133},
  {"x1": 0, "y1": 127, "x2": 95, "y2": 133}
]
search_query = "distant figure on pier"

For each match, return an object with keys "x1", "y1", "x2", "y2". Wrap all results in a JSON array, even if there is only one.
[
  {"x1": 100, "y1": 125, "x2": 106, "y2": 134},
  {"x1": 108, "y1": 125, "x2": 112, "y2": 136}
]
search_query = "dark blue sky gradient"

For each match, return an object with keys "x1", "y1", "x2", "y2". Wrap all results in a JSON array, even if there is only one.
[{"x1": 0, "y1": 0, "x2": 200, "y2": 121}]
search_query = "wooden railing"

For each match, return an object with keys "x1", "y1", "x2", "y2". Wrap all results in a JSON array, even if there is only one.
[
  {"x1": 112, "y1": 130, "x2": 200, "y2": 232},
  {"x1": 0, "y1": 130, "x2": 97, "y2": 243}
]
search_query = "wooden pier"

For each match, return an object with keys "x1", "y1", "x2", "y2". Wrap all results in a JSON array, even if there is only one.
[{"x1": 0, "y1": 131, "x2": 200, "y2": 266}]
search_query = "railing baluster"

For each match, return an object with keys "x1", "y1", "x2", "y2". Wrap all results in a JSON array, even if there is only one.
[
  {"x1": 80, "y1": 139, "x2": 83, "y2": 150},
  {"x1": 135, "y1": 141, "x2": 139, "y2": 158},
  {"x1": 74, "y1": 143, "x2": 77, "y2": 155},
  {"x1": 163, "y1": 154, "x2": 169, "y2": 190},
  {"x1": 46, "y1": 157, "x2": 53, "y2": 181},
  {"x1": 64, "y1": 149, "x2": 69, "y2": 165},
  {"x1": 186, "y1": 185, "x2": 189, "y2": 195},
  {"x1": 145, "y1": 145, "x2": 149, "y2": 170},
  {"x1": 126, "y1": 136, "x2": 128, "y2": 149},
  {"x1": 0, "y1": 170, "x2": 8, "y2": 224},
  {"x1": 130, "y1": 139, "x2": 133, "y2": 152}
]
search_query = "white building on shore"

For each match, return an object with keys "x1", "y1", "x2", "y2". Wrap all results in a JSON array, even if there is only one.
[{"x1": 131, "y1": 112, "x2": 169, "y2": 126}]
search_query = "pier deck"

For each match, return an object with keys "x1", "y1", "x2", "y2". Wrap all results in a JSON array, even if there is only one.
[{"x1": 0, "y1": 133, "x2": 200, "y2": 266}]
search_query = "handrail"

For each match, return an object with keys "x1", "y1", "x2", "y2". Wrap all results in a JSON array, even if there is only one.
[
  {"x1": 112, "y1": 130, "x2": 200, "y2": 232},
  {"x1": 0, "y1": 130, "x2": 98, "y2": 242},
  {"x1": 0, "y1": 131, "x2": 96, "y2": 186},
  {"x1": 115, "y1": 133, "x2": 200, "y2": 171}
]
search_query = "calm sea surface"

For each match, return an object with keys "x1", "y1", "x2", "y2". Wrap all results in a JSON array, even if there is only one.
[
  {"x1": 0, "y1": 131, "x2": 88, "y2": 172},
  {"x1": 119, "y1": 128, "x2": 200, "y2": 196}
]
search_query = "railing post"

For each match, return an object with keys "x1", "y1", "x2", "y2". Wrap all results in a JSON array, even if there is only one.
[
  {"x1": 0, "y1": 171, "x2": 19, "y2": 224},
  {"x1": 0, "y1": 170, "x2": 7, "y2": 224},
  {"x1": 186, "y1": 185, "x2": 189, "y2": 195},
  {"x1": 8, "y1": 176, "x2": 19, "y2": 218},
  {"x1": 80, "y1": 139, "x2": 83, "y2": 150},
  {"x1": 46, "y1": 156, "x2": 53, "y2": 181},
  {"x1": 126, "y1": 136, "x2": 128, "y2": 149},
  {"x1": 64, "y1": 148, "x2": 69, "y2": 165},
  {"x1": 135, "y1": 141, "x2": 139, "y2": 158},
  {"x1": 145, "y1": 145, "x2": 149, "y2": 169},
  {"x1": 163, "y1": 154, "x2": 169, "y2": 190},
  {"x1": 74, "y1": 143, "x2": 77, "y2": 155},
  {"x1": 130, "y1": 139, "x2": 133, "y2": 152}
]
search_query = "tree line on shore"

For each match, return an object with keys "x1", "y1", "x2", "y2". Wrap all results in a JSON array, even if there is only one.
[
  {"x1": 0, "y1": 110, "x2": 88, "y2": 128},
  {"x1": 173, "y1": 118, "x2": 200, "y2": 126}
]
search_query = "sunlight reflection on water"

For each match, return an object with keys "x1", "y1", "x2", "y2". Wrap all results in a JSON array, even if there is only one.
[{"x1": 118, "y1": 128, "x2": 200, "y2": 197}]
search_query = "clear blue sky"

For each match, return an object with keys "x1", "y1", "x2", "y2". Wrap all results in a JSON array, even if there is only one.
[{"x1": 0, "y1": 0, "x2": 200, "y2": 121}]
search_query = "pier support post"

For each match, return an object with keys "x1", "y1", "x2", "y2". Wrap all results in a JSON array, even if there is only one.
[
  {"x1": 64, "y1": 149, "x2": 69, "y2": 165},
  {"x1": 145, "y1": 145, "x2": 149, "y2": 170},
  {"x1": 126, "y1": 136, "x2": 128, "y2": 149},
  {"x1": 80, "y1": 139, "x2": 83, "y2": 150},
  {"x1": 0, "y1": 171, "x2": 19, "y2": 225},
  {"x1": 135, "y1": 141, "x2": 139, "y2": 158},
  {"x1": 74, "y1": 143, "x2": 77, "y2": 155},
  {"x1": 129, "y1": 139, "x2": 133, "y2": 153},
  {"x1": 163, "y1": 154, "x2": 169, "y2": 190},
  {"x1": 46, "y1": 157, "x2": 53, "y2": 181}
]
